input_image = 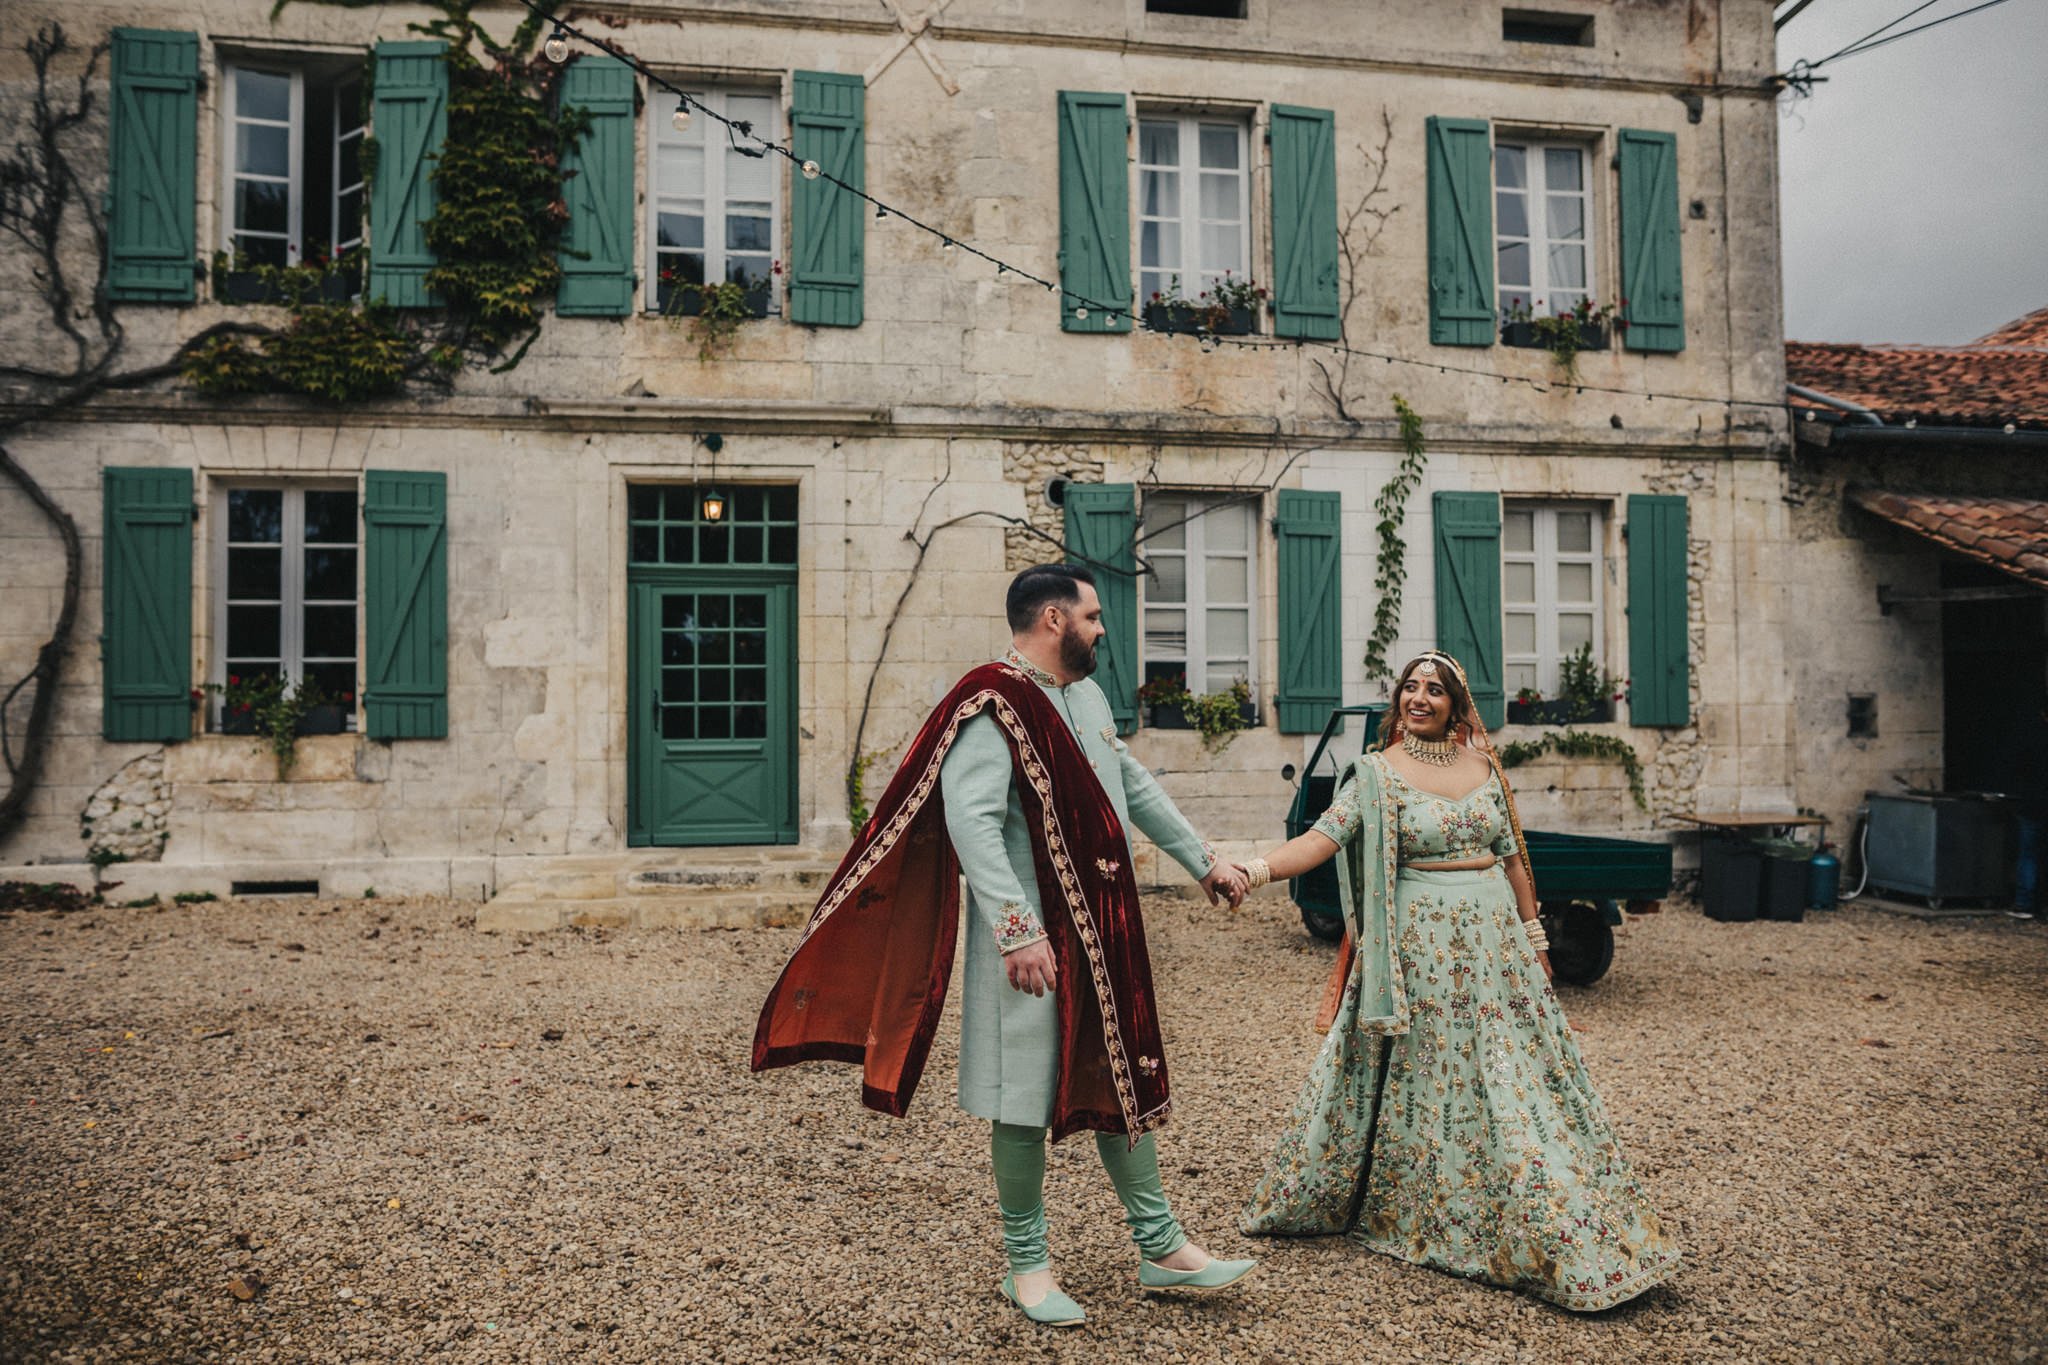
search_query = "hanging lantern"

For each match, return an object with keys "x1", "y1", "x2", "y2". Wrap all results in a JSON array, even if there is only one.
[{"x1": 701, "y1": 488, "x2": 728, "y2": 523}]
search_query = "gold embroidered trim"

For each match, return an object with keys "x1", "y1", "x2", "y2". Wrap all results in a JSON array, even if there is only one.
[{"x1": 781, "y1": 685, "x2": 1162, "y2": 1138}]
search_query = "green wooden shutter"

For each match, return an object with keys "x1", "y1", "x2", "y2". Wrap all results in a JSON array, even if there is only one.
[
  {"x1": 1063, "y1": 484, "x2": 1139, "y2": 733},
  {"x1": 1056, "y1": 91, "x2": 1133, "y2": 334},
  {"x1": 789, "y1": 71, "x2": 865, "y2": 327},
  {"x1": 1425, "y1": 116, "x2": 1494, "y2": 347},
  {"x1": 101, "y1": 467, "x2": 192, "y2": 741},
  {"x1": 1432, "y1": 491, "x2": 1504, "y2": 730},
  {"x1": 1627, "y1": 494, "x2": 1690, "y2": 725},
  {"x1": 1269, "y1": 105, "x2": 1340, "y2": 341},
  {"x1": 555, "y1": 56, "x2": 636, "y2": 317},
  {"x1": 363, "y1": 471, "x2": 448, "y2": 739},
  {"x1": 1275, "y1": 489, "x2": 1342, "y2": 733},
  {"x1": 368, "y1": 41, "x2": 447, "y2": 308},
  {"x1": 1618, "y1": 129, "x2": 1685, "y2": 353},
  {"x1": 106, "y1": 29, "x2": 197, "y2": 303}
]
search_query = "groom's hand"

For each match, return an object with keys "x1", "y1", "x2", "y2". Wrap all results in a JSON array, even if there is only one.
[
  {"x1": 1201, "y1": 863, "x2": 1247, "y2": 909},
  {"x1": 1004, "y1": 940, "x2": 1057, "y2": 997}
]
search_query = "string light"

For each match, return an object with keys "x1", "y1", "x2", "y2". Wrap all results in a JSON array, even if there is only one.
[
  {"x1": 671, "y1": 106, "x2": 691, "y2": 133},
  {"x1": 502, "y1": 0, "x2": 1801, "y2": 419}
]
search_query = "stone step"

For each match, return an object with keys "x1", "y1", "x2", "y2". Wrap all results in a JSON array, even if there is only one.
[
  {"x1": 617, "y1": 862, "x2": 836, "y2": 896},
  {"x1": 487, "y1": 849, "x2": 842, "y2": 905},
  {"x1": 477, "y1": 888, "x2": 817, "y2": 934}
]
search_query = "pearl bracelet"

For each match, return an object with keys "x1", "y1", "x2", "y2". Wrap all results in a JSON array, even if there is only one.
[
  {"x1": 1520, "y1": 917, "x2": 1549, "y2": 952},
  {"x1": 1245, "y1": 858, "x2": 1272, "y2": 890}
]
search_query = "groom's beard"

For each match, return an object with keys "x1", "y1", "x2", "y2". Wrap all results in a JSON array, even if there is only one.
[{"x1": 1059, "y1": 621, "x2": 1100, "y2": 678}]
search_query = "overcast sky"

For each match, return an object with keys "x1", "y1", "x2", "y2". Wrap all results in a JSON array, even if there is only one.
[{"x1": 1775, "y1": 0, "x2": 2048, "y2": 345}]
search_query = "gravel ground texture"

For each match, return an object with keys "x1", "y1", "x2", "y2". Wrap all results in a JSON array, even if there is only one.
[{"x1": 2, "y1": 888, "x2": 2044, "y2": 1364}]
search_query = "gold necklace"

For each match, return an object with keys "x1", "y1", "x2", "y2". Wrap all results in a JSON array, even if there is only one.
[{"x1": 1400, "y1": 732, "x2": 1460, "y2": 767}]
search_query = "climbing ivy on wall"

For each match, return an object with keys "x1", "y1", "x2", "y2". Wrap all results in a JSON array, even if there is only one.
[
  {"x1": 1363, "y1": 394, "x2": 1427, "y2": 685},
  {"x1": 1498, "y1": 728, "x2": 1649, "y2": 811},
  {"x1": 185, "y1": 0, "x2": 587, "y2": 398}
]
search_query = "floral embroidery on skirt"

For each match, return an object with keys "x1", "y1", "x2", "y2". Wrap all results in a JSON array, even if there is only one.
[{"x1": 1243, "y1": 866, "x2": 1679, "y2": 1312}]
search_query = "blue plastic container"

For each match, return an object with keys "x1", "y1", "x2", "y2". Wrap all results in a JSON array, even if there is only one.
[{"x1": 1808, "y1": 850, "x2": 1841, "y2": 909}]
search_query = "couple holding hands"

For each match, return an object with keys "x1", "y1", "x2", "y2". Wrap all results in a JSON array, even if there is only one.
[{"x1": 756, "y1": 563, "x2": 1678, "y2": 1326}]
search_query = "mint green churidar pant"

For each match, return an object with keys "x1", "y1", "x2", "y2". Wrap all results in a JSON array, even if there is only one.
[{"x1": 991, "y1": 1123, "x2": 1189, "y2": 1275}]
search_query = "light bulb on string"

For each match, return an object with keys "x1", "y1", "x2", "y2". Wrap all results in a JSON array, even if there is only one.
[
  {"x1": 800, "y1": 160, "x2": 821, "y2": 180},
  {"x1": 671, "y1": 105, "x2": 692, "y2": 133},
  {"x1": 1074, "y1": 306, "x2": 1088, "y2": 320},
  {"x1": 544, "y1": 29, "x2": 571, "y2": 63},
  {"x1": 874, "y1": 204, "x2": 887, "y2": 220}
]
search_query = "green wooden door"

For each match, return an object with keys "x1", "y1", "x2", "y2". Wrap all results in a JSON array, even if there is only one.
[{"x1": 626, "y1": 484, "x2": 798, "y2": 846}]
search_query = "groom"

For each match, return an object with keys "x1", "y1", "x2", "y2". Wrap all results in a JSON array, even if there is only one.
[{"x1": 755, "y1": 564, "x2": 1255, "y2": 1326}]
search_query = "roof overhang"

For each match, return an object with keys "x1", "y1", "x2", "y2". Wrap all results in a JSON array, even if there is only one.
[{"x1": 1847, "y1": 489, "x2": 2048, "y2": 591}]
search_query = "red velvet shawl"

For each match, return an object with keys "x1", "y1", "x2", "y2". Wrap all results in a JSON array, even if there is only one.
[{"x1": 751, "y1": 662, "x2": 1170, "y2": 1141}]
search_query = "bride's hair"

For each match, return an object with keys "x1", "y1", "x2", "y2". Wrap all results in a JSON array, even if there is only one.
[{"x1": 1381, "y1": 652, "x2": 1477, "y2": 748}]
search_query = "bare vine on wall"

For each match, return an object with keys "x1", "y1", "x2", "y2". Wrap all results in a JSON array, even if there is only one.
[
  {"x1": 842, "y1": 433, "x2": 1338, "y2": 834},
  {"x1": 0, "y1": 26, "x2": 278, "y2": 838},
  {"x1": 1308, "y1": 108, "x2": 1400, "y2": 426}
]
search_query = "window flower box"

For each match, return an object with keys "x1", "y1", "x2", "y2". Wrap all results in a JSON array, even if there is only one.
[
  {"x1": 1501, "y1": 319, "x2": 1608, "y2": 351},
  {"x1": 297, "y1": 703, "x2": 347, "y2": 736},
  {"x1": 1147, "y1": 697, "x2": 1259, "y2": 731},
  {"x1": 658, "y1": 280, "x2": 772, "y2": 319},
  {"x1": 214, "y1": 260, "x2": 361, "y2": 307},
  {"x1": 1143, "y1": 302, "x2": 1257, "y2": 337},
  {"x1": 1508, "y1": 697, "x2": 1612, "y2": 726}
]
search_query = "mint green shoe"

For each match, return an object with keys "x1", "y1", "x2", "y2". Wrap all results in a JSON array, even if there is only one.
[
  {"x1": 1000, "y1": 1274, "x2": 1086, "y2": 1327},
  {"x1": 1139, "y1": 1255, "x2": 1259, "y2": 1292}
]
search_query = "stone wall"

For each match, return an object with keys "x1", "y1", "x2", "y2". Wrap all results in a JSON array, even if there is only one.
[{"x1": 0, "y1": 0, "x2": 1794, "y2": 891}]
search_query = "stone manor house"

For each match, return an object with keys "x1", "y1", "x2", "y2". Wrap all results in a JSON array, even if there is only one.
[{"x1": 1, "y1": 0, "x2": 1834, "y2": 923}]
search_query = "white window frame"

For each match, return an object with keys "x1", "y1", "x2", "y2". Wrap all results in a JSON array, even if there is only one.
[
  {"x1": 645, "y1": 87, "x2": 783, "y2": 314},
  {"x1": 210, "y1": 482, "x2": 360, "y2": 731},
  {"x1": 1502, "y1": 501, "x2": 1605, "y2": 700},
  {"x1": 219, "y1": 60, "x2": 367, "y2": 266},
  {"x1": 1136, "y1": 112, "x2": 1252, "y2": 306},
  {"x1": 1139, "y1": 494, "x2": 1257, "y2": 698},
  {"x1": 1492, "y1": 138, "x2": 1595, "y2": 321},
  {"x1": 221, "y1": 63, "x2": 304, "y2": 265},
  {"x1": 332, "y1": 78, "x2": 366, "y2": 254}
]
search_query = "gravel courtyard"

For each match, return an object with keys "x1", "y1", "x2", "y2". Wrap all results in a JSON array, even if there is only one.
[{"x1": 2, "y1": 888, "x2": 2044, "y2": 1363}]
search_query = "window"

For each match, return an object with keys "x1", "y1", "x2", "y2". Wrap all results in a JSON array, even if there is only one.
[
  {"x1": 1494, "y1": 140, "x2": 1592, "y2": 320},
  {"x1": 1138, "y1": 115, "x2": 1251, "y2": 307},
  {"x1": 213, "y1": 487, "x2": 359, "y2": 725},
  {"x1": 647, "y1": 88, "x2": 780, "y2": 309},
  {"x1": 220, "y1": 58, "x2": 365, "y2": 267},
  {"x1": 1141, "y1": 496, "x2": 1254, "y2": 697},
  {"x1": 1503, "y1": 10, "x2": 1594, "y2": 45},
  {"x1": 1503, "y1": 502, "x2": 1603, "y2": 697}
]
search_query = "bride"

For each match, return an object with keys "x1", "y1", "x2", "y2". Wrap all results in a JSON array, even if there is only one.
[{"x1": 1235, "y1": 651, "x2": 1680, "y2": 1311}]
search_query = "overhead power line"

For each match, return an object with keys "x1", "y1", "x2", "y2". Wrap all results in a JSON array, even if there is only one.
[{"x1": 1784, "y1": 0, "x2": 2018, "y2": 88}]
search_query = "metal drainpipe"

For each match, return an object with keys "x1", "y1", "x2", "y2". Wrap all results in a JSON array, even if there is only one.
[{"x1": 1786, "y1": 383, "x2": 1885, "y2": 425}]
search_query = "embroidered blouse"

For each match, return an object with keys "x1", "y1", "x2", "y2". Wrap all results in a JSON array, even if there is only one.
[{"x1": 1312, "y1": 759, "x2": 1520, "y2": 863}]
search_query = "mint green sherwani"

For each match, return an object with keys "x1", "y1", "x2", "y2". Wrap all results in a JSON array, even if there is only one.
[{"x1": 940, "y1": 652, "x2": 1218, "y2": 1128}]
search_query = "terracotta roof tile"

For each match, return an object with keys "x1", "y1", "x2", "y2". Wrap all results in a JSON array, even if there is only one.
[
  {"x1": 1847, "y1": 490, "x2": 2048, "y2": 590},
  {"x1": 1786, "y1": 335, "x2": 2048, "y2": 430},
  {"x1": 1975, "y1": 306, "x2": 2048, "y2": 348}
]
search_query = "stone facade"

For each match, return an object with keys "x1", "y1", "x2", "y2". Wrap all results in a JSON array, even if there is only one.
[{"x1": 1, "y1": 0, "x2": 1800, "y2": 901}]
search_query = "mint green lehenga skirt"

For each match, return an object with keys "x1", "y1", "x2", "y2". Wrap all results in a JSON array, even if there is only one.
[{"x1": 1243, "y1": 864, "x2": 1681, "y2": 1312}]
